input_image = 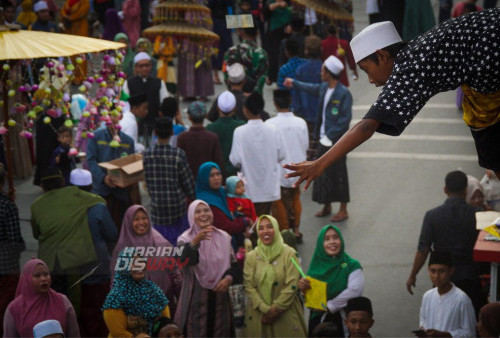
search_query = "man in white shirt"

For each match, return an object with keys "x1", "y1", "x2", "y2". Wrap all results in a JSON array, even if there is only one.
[
  {"x1": 119, "y1": 94, "x2": 148, "y2": 153},
  {"x1": 266, "y1": 89, "x2": 308, "y2": 241},
  {"x1": 122, "y1": 52, "x2": 170, "y2": 146},
  {"x1": 418, "y1": 251, "x2": 476, "y2": 338},
  {"x1": 229, "y1": 92, "x2": 285, "y2": 216}
]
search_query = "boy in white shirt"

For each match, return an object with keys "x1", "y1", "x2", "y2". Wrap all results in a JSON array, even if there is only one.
[
  {"x1": 119, "y1": 94, "x2": 148, "y2": 153},
  {"x1": 266, "y1": 89, "x2": 308, "y2": 240}
]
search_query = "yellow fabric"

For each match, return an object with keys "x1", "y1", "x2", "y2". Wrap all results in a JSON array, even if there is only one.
[
  {"x1": 16, "y1": 0, "x2": 37, "y2": 27},
  {"x1": 61, "y1": 0, "x2": 90, "y2": 36},
  {"x1": 103, "y1": 306, "x2": 170, "y2": 338},
  {"x1": 154, "y1": 36, "x2": 176, "y2": 83},
  {"x1": 462, "y1": 84, "x2": 500, "y2": 129},
  {"x1": 103, "y1": 309, "x2": 133, "y2": 338}
]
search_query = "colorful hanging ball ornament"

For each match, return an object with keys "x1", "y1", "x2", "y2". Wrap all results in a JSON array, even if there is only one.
[
  {"x1": 79, "y1": 85, "x2": 87, "y2": 92},
  {"x1": 7, "y1": 119, "x2": 16, "y2": 127},
  {"x1": 66, "y1": 64, "x2": 75, "y2": 71},
  {"x1": 8, "y1": 90, "x2": 15, "y2": 97},
  {"x1": 96, "y1": 77, "x2": 104, "y2": 84},
  {"x1": 117, "y1": 71, "x2": 126, "y2": 78},
  {"x1": 27, "y1": 110, "x2": 37, "y2": 119},
  {"x1": 103, "y1": 55, "x2": 110, "y2": 62},
  {"x1": 57, "y1": 64, "x2": 65, "y2": 72},
  {"x1": 2, "y1": 64, "x2": 10, "y2": 71},
  {"x1": 87, "y1": 77, "x2": 95, "y2": 83},
  {"x1": 64, "y1": 119, "x2": 73, "y2": 128},
  {"x1": 87, "y1": 132, "x2": 95, "y2": 139},
  {"x1": 0, "y1": 126, "x2": 7, "y2": 135},
  {"x1": 83, "y1": 81, "x2": 92, "y2": 90},
  {"x1": 63, "y1": 93, "x2": 71, "y2": 102},
  {"x1": 99, "y1": 81, "x2": 107, "y2": 88},
  {"x1": 32, "y1": 84, "x2": 39, "y2": 91},
  {"x1": 81, "y1": 131, "x2": 88, "y2": 138},
  {"x1": 68, "y1": 148, "x2": 78, "y2": 156},
  {"x1": 20, "y1": 130, "x2": 33, "y2": 139},
  {"x1": 47, "y1": 108, "x2": 58, "y2": 117},
  {"x1": 44, "y1": 87, "x2": 51, "y2": 94},
  {"x1": 43, "y1": 116, "x2": 51, "y2": 124},
  {"x1": 75, "y1": 57, "x2": 83, "y2": 64},
  {"x1": 18, "y1": 85, "x2": 26, "y2": 92},
  {"x1": 82, "y1": 111, "x2": 90, "y2": 118},
  {"x1": 47, "y1": 61, "x2": 54, "y2": 68}
]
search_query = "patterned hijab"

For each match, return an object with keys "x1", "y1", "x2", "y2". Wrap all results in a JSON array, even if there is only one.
[
  {"x1": 255, "y1": 215, "x2": 285, "y2": 305},
  {"x1": 103, "y1": 250, "x2": 168, "y2": 329},
  {"x1": 308, "y1": 225, "x2": 361, "y2": 300},
  {"x1": 110, "y1": 205, "x2": 175, "y2": 294},
  {"x1": 196, "y1": 162, "x2": 233, "y2": 219},
  {"x1": 177, "y1": 200, "x2": 232, "y2": 290},
  {"x1": 8, "y1": 259, "x2": 67, "y2": 338}
]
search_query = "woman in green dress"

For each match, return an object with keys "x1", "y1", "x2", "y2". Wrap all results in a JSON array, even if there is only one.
[
  {"x1": 243, "y1": 215, "x2": 307, "y2": 337},
  {"x1": 298, "y1": 224, "x2": 364, "y2": 336}
]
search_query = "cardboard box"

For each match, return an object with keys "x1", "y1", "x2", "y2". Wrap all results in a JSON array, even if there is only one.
[{"x1": 98, "y1": 153, "x2": 144, "y2": 188}]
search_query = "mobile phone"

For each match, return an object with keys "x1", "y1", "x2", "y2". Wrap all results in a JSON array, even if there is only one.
[{"x1": 412, "y1": 329, "x2": 425, "y2": 335}]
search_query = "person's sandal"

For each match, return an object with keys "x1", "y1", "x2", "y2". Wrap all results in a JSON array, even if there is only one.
[
  {"x1": 315, "y1": 206, "x2": 332, "y2": 217},
  {"x1": 330, "y1": 212, "x2": 348, "y2": 222}
]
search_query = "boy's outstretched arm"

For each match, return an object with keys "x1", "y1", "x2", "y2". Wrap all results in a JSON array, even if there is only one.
[{"x1": 284, "y1": 118, "x2": 380, "y2": 190}]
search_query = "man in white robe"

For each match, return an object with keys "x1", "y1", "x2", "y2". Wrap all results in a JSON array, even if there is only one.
[
  {"x1": 229, "y1": 92, "x2": 285, "y2": 216},
  {"x1": 418, "y1": 251, "x2": 476, "y2": 338}
]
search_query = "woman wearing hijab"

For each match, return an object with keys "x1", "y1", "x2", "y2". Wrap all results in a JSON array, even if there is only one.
[
  {"x1": 243, "y1": 215, "x2": 307, "y2": 337},
  {"x1": 477, "y1": 302, "x2": 500, "y2": 337},
  {"x1": 298, "y1": 224, "x2": 364, "y2": 336},
  {"x1": 196, "y1": 162, "x2": 247, "y2": 237},
  {"x1": 466, "y1": 174, "x2": 489, "y2": 210},
  {"x1": 114, "y1": 33, "x2": 134, "y2": 77},
  {"x1": 3, "y1": 259, "x2": 80, "y2": 337},
  {"x1": 110, "y1": 205, "x2": 182, "y2": 313},
  {"x1": 122, "y1": 0, "x2": 141, "y2": 47},
  {"x1": 103, "y1": 250, "x2": 170, "y2": 337},
  {"x1": 175, "y1": 200, "x2": 241, "y2": 337}
]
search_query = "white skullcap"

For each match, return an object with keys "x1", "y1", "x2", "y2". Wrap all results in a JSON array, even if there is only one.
[
  {"x1": 33, "y1": 320, "x2": 63, "y2": 338},
  {"x1": 324, "y1": 55, "x2": 344, "y2": 75},
  {"x1": 134, "y1": 52, "x2": 151, "y2": 64},
  {"x1": 350, "y1": 21, "x2": 402, "y2": 63},
  {"x1": 34, "y1": 1, "x2": 48, "y2": 12},
  {"x1": 217, "y1": 90, "x2": 236, "y2": 113},
  {"x1": 70, "y1": 168, "x2": 92, "y2": 186},
  {"x1": 227, "y1": 63, "x2": 245, "y2": 83}
]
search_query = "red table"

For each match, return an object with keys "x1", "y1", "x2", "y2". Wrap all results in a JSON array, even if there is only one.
[{"x1": 473, "y1": 230, "x2": 500, "y2": 302}]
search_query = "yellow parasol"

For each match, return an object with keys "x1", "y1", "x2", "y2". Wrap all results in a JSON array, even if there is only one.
[
  {"x1": 0, "y1": 29, "x2": 126, "y2": 60},
  {"x1": 143, "y1": 23, "x2": 219, "y2": 42},
  {"x1": 0, "y1": 24, "x2": 125, "y2": 200},
  {"x1": 291, "y1": 0, "x2": 353, "y2": 22}
]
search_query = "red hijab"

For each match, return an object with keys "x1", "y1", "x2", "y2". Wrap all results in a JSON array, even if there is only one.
[{"x1": 8, "y1": 259, "x2": 67, "y2": 338}]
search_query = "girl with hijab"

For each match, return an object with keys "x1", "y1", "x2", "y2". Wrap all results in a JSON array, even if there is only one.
[
  {"x1": 114, "y1": 33, "x2": 134, "y2": 77},
  {"x1": 298, "y1": 224, "x2": 364, "y2": 336},
  {"x1": 102, "y1": 9, "x2": 125, "y2": 41},
  {"x1": 110, "y1": 205, "x2": 182, "y2": 313},
  {"x1": 175, "y1": 200, "x2": 241, "y2": 337},
  {"x1": 103, "y1": 250, "x2": 170, "y2": 337},
  {"x1": 243, "y1": 215, "x2": 307, "y2": 337},
  {"x1": 196, "y1": 162, "x2": 247, "y2": 237},
  {"x1": 3, "y1": 258, "x2": 80, "y2": 337},
  {"x1": 466, "y1": 174, "x2": 489, "y2": 210},
  {"x1": 226, "y1": 175, "x2": 257, "y2": 221}
]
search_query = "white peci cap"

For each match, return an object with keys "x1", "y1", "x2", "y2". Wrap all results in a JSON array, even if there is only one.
[
  {"x1": 217, "y1": 90, "x2": 236, "y2": 113},
  {"x1": 34, "y1": 1, "x2": 49, "y2": 12},
  {"x1": 133, "y1": 52, "x2": 151, "y2": 64},
  {"x1": 227, "y1": 63, "x2": 245, "y2": 83},
  {"x1": 70, "y1": 168, "x2": 92, "y2": 186},
  {"x1": 323, "y1": 55, "x2": 344, "y2": 75},
  {"x1": 350, "y1": 21, "x2": 402, "y2": 63},
  {"x1": 33, "y1": 320, "x2": 63, "y2": 338}
]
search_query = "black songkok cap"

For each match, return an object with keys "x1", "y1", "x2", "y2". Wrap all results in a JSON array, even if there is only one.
[
  {"x1": 428, "y1": 251, "x2": 453, "y2": 267},
  {"x1": 273, "y1": 89, "x2": 291, "y2": 99},
  {"x1": 345, "y1": 297, "x2": 373, "y2": 316},
  {"x1": 128, "y1": 94, "x2": 147, "y2": 107},
  {"x1": 40, "y1": 167, "x2": 63, "y2": 182}
]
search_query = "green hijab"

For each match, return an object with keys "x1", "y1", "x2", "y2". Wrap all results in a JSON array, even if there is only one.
[
  {"x1": 307, "y1": 225, "x2": 361, "y2": 301},
  {"x1": 255, "y1": 215, "x2": 284, "y2": 305}
]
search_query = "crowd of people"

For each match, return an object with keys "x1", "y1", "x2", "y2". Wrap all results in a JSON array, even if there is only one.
[{"x1": 2, "y1": 0, "x2": 500, "y2": 337}]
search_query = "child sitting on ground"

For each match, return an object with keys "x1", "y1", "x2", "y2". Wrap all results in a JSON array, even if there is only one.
[
  {"x1": 50, "y1": 125, "x2": 77, "y2": 185},
  {"x1": 226, "y1": 175, "x2": 257, "y2": 221}
]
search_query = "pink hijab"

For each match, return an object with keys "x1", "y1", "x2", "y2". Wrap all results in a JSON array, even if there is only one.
[
  {"x1": 8, "y1": 259, "x2": 67, "y2": 338},
  {"x1": 177, "y1": 200, "x2": 232, "y2": 290},
  {"x1": 110, "y1": 205, "x2": 176, "y2": 294}
]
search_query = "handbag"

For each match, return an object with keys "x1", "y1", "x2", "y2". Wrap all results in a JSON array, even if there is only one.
[{"x1": 228, "y1": 284, "x2": 246, "y2": 327}]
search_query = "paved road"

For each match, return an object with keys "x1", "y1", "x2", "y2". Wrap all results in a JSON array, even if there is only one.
[{"x1": 13, "y1": 0, "x2": 486, "y2": 336}]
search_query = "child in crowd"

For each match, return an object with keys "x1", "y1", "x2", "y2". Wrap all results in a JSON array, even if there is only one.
[
  {"x1": 344, "y1": 297, "x2": 375, "y2": 337},
  {"x1": 158, "y1": 97, "x2": 186, "y2": 147},
  {"x1": 50, "y1": 125, "x2": 76, "y2": 185},
  {"x1": 417, "y1": 251, "x2": 476, "y2": 337},
  {"x1": 480, "y1": 170, "x2": 500, "y2": 211},
  {"x1": 226, "y1": 175, "x2": 257, "y2": 221}
]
